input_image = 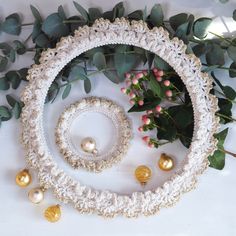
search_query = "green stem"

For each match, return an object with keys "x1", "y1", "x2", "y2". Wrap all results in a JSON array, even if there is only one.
[
  {"x1": 214, "y1": 89, "x2": 236, "y2": 104},
  {"x1": 24, "y1": 33, "x2": 32, "y2": 45},
  {"x1": 208, "y1": 31, "x2": 233, "y2": 45},
  {"x1": 202, "y1": 63, "x2": 236, "y2": 73},
  {"x1": 216, "y1": 112, "x2": 236, "y2": 122},
  {"x1": 21, "y1": 23, "x2": 34, "y2": 26}
]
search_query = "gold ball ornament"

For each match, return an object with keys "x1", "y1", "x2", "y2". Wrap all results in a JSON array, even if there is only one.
[
  {"x1": 158, "y1": 153, "x2": 174, "y2": 171},
  {"x1": 44, "y1": 205, "x2": 61, "y2": 223},
  {"x1": 135, "y1": 165, "x2": 152, "y2": 186},
  {"x1": 28, "y1": 187, "x2": 44, "y2": 204},
  {"x1": 15, "y1": 169, "x2": 32, "y2": 187},
  {"x1": 81, "y1": 137, "x2": 98, "y2": 154}
]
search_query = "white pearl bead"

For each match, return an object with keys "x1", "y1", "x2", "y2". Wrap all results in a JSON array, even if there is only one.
[
  {"x1": 81, "y1": 137, "x2": 97, "y2": 154},
  {"x1": 28, "y1": 187, "x2": 44, "y2": 204}
]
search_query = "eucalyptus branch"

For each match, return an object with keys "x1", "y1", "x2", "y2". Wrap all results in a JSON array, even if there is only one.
[
  {"x1": 216, "y1": 112, "x2": 236, "y2": 122},
  {"x1": 219, "y1": 148, "x2": 236, "y2": 158}
]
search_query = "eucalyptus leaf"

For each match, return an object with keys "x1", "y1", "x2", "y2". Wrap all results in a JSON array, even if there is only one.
[
  {"x1": 42, "y1": 13, "x2": 69, "y2": 38},
  {"x1": 73, "y1": 1, "x2": 89, "y2": 22},
  {"x1": 128, "y1": 10, "x2": 143, "y2": 20},
  {"x1": 193, "y1": 17, "x2": 212, "y2": 39},
  {"x1": 45, "y1": 81, "x2": 59, "y2": 103},
  {"x1": 6, "y1": 70, "x2": 21, "y2": 89},
  {"x1": 12, "y1": 102, "x2": 21, "y2": 119},
  {"x1": 0, "y1": 43, "x2": 12, "y2": 56},
  {"x1": 6, "y1": 94, "x2": 18, "y2": 107},
  {"x1": 0, "y1": 106, "x2": 11, "y2": 119},
  {"x1": 113, "y1": 2, "x2": 125, "y2": 18},
  {"x1": 13, "y1": 40, "x2": 26, "y2": 55},
  {"x1": 84, "y1": 79, "x2": 91, "y2": 93},
  {"x1": 192, "y1": 43, "x2": 207, "y2": 57},
  {"x1": 233, "y1": 9, "x2": 236, "y2": 21},
  {"x1": 67, "y1": 16, "x2": 86, "y2": 32},
  {"x1": 206, "y1": 43, "x2": 225, "y2": 66},
  {"x1": 30, "y1": 5, "x2": 42, "y2": 22},
  {"x1": 35, "y1": 33, "x2": 50, "y2": 47},
  {"x1": 229, "y1": 62, "x2": 236, "y2": 78},
  {"x1": 169, "y1": 13, "x2": 188, "y2": 31},
  {"x1": 222, "y1": 86, "x2": 236, "y2": 100},
  {"x1": 92, "y1": 52, "x2": 106, "y2": 71},
  {"x1": 2, "y1": 13, "x2": 21, "y2": 35},
  {"x1": 62, "y1": 84, "x2": 71, "y2": 99},
  {"x1": 58, "y1": 5, "x2": 67, "y2": 20},
  {"x1": 154, "y1": 55, "x2": 171, "y2": 71},
  {"x1": 150, "y1": 4, "x2": 163, "y2": 27},
  {"x1": 88, "y1": 8, "x2": 102, "y2": 21},
  {"x1": 218, "y1": 98, "x2": 232, "y2": 124},
  {"x1": 227, "y1": 45, "x2": 236, "y2": 62},
  {"x1": 32, "y1": 20, "x2": 42, "y2": 42},
  {"x1": 68, "y1": 65, "x2": 88, "y2": 81},
  {"x1": 0, "y1": 77, "x2": 10, "y2": 90},
  {"x1": 0, "y1": 56, "x2": 8, "y2": 72}
]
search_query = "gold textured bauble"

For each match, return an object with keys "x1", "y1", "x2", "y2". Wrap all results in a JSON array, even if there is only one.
[
  {"x1": 80, "y1": 137, "x2": 98, "y2": 154},
  {"x1": 15, "y1": 169, "x2": 32, "y2": 187},
  {"x1": 135, "y1": 165, "x2": 152, "y2": 185},
  {"x1": 28, "y1": 187, "x2": 44, "y2": 204},
  {"x1": 158, "y1": 153, "x2": 174, "y2": 171},
  {"x1": 44, "y1": 205, "x2": 61, "y2": 223}
]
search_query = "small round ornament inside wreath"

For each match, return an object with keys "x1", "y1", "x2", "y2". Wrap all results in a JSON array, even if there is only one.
[{"x1": 18, "y1": 18, "x2": 219, "y2": 220}]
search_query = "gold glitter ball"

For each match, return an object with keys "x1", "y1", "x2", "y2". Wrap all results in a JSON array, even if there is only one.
[
  {"x1": 44, "y1": 205, "x2": 61, "y2": 223},
  {"x1": 158, "y1": 153, "x2": 174, "y2": 171},
  {"x1": 15, "y1": 169, "x2": 32, "y2": 187},
  {"x1": 135, "y1": 165, "x2": 152, "y2": 185}
]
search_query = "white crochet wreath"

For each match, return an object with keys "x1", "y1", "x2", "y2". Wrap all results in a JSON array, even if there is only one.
[
  {"x1": 21, "y1": 18, "x2": 219, "y2": 218},
  {"x1": 55, "y1": 96, "x2": 132, "y2": 172}
]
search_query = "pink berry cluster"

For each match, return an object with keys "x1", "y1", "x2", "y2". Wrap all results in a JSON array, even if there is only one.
[{"x1": 120, "y1": 71, "x2": 148, "y2": 106}]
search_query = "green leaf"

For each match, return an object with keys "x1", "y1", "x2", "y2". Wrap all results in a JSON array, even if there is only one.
[
  {"x1": 0, "y1": 106, "x2": 11, "y2": 119},
  {"x1": 30, "y1": 5, "x2": 42, "y2": 22},
  {"x1": 0, "y1": 77, "x2": 10, "y2": 90},
  {"x1": 206, "y1": 43, "x2": 225, "y2": 66},
  {"x1": 114, "y1": 45, "x2": 138, "y2": 81},
  {"x1": 149, "y1": 74, "x2": 161, "y2": 97},
  {"x1": 169, "y1": 13, "x2": 188, "y2": 31},
  {"x1": 68, "y1": 65, "x2": 88, "y2": 81},
  {"x1": 192, "y1": 43, "x2": 207, "y2": 57},
  {"x1": 67, "y1": 16, "x2": 86, "y2": 32},
  {"x1": 128, "y1": 98, "x2": 161, "y2": 112},
  {"x1": 233, "y1": 9, "x2": 236, "y2": 21},
  {"x1": 154, "y1": 55, "x2": 171, "y2": 71},
  {"x1": 150, "y1": 4, "x2": 164, "y2": 27},
  {"x1": 222, "y1": 86, "x2": 236, "y2": 100},
  {"x1": 62, "y1": 84, "x2": 71, "y2": 99},
  {"x1": 218, "y1": 98, "x2": 232, "y2": 124},
  {"x1": 193, "y1": 17, "x2": 212, "y2": 39},
  {"x1": 175, "y1": 21, "x2": 189, "y2": 43},
  {"x1": 18, "y1": 68, "x2": 29, "y2": 81},
  {"x1": 229, "y1": 62, "x2": 236, "y2": 78},
  {"x1": 45, "y1": 81, "x2": 59, "y2": 103},
  {"x1": 6, "y1": 94, "x2": 18, "y2": 107},
  {"x1": 6, "y1": 71, "x2": 21, "y2": 89},
  {"x1": 35, "y1": 33, "x2": 50, "y2": 47},
  {"x1": 92, "y1": 52, "x2": 106, "y2": 71},
  {"x1": 208, "y1": 128, "x2": 229, "y2": 170},
  {"x1": 0, "y1": 43, "x2": 12, "y2": 56},
  {"x1": 227, "y1": 45, "x2": 236, "y2": 62},
  {"x1": 73, "y1": 1, "x2": 89, "y2": 22},
  {"x1": 2, "y1": 13, "x2": 21, "y2": 35},
  {"x1": 12, "y1": 102, "x2": 21, "y2": 119},
  {"x1": 0, "y1": 56, "x2": 8, "y2": 72},
  {"x1": 13, "y1": 40, "x2": 26, "y2": 55},
  {"x1": 103, "y1": 11, "x2": 115, "y2": 21},
  {"x1": 84, "y1": 79, "x2": 91, "y2": 93},
  {"x1": 128, "y1": 10, "x2": 143, "y2": 20},
  {"x1": 58, "y1": 5, "x2": 67, "y2": 20},
  {"x1": 42, "y1": 13, "x2": 69, "y2": 38},
  {"x1": 32, "y1": 20, "x2": 42, "y2": 42},
  {"x1": 88, "y1": 8, "x2": 102, "y2": 21},
  {"x1": 113, "y1": 2, "x2": 125, "y2": 18},
  {"x1": 103, "y1": 70, "x2": 120, "y2": 84}
]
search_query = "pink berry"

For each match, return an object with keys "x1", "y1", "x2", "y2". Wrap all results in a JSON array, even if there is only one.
[
  {"x1": 157, "y1": 70, "x2": 164, "y2": 77},
  {"x1": 142, "y1": 115, "x2": 148, "y2": 121},
  {"x1": 145, "y1": 118, "x2": 151, "y2": 125},
  {"x1": 163, "y1": 80, "x2": 170, "y2": 87},
  {"x1": 126, "y1": 79, "x2": 132, "y2": 86},
  {"x1": 165, "y1": 90, "x2": 173, "y2": 97},
  {"x1": 138, "y1": 100, "x2": 144, "y2": 106},
  {"x1": 129, "y1": 99, "x2": 135, "y2": 105},
  {"x1": 136, "y1": 72, "x2": 144, "y2": 79},
  {"x1": 146, "y1": 110, "x2": 153, "y2": 115},
  {"x1": 153, "y1": 68, "x2": 158, "y2": 73},
  {"x1": 156, "y1": 76, "x2": 162, "y2": 82},
  {"x1": 148, "y1": 142, "x2": 155, "y2": 148},
  {"x1": 121, "y1": 87, "x2": 127, "y2": 94},
  {"x1": 125, "y1": 73, "x2": 131, "y2": 79},
  {"x1": 155, "y1": 105, "x2": 162, "y2": 113},
  {"x1": 142, "y1": 136, "x2": 150, "y2": 143},
  {"x1": 132, "y1": 78, "x2": 139, "y2": 85},
  {"x1": 142, "y1": 70, "x2": 148, "y2": 76},
  {"x1": 138, "y1": 126, "x2": 143, "y2": 132},
  {"x1": 129, "y1": 92, "x2": 136, "y2": 98}
]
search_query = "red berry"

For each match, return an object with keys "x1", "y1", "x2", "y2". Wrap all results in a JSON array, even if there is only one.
[{"x1": 142, "y1": 136, "x2": 150, "y2": 142}]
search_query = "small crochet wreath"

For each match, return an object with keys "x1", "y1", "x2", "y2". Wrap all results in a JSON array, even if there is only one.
[{"x1": 55, "y1": 96, "x2": 132, "y2": 172}]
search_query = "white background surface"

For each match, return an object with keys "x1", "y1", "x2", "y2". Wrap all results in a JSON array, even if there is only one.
[{"x1": 0, "y1": 0, "x2": 236, "y2": 235}]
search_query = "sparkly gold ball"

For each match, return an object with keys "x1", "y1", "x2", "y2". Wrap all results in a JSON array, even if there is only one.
[
  {"x1": 81, "y1": 137, "x2": 97, "y2": 154},
  {"x1": 135, "y1": 165, "x2": 152, "y2": 185},
  {"x1": 28, "y1": 187, "x2": 44, "y2": 204},
  {"x1": 15, "y1": 169, "x2": 32, "y2": 187},
  {"x1": 158, "y1": 153, "x2": 174, "y2": 171},
  {"x1": 44, "y1": 205, "x2": 61, "y2": 223}
]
